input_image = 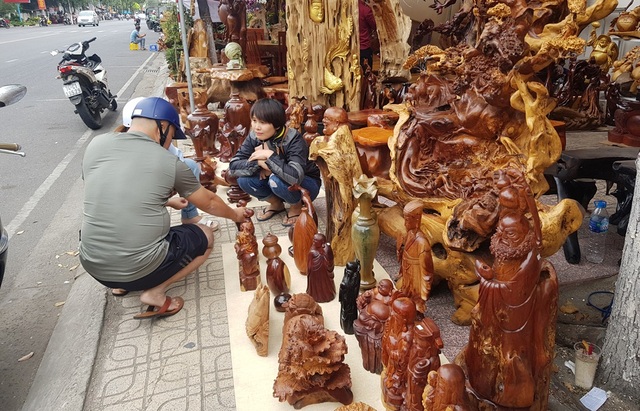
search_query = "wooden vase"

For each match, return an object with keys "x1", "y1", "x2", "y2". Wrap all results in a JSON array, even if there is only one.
[
  {"x1": 186, "y1": 109, "x2": 219, "y2": 191},
  {"x1": 292, "y1": 205, "x2": 317, "y2": 275},
  {"x1": 219, "y1": 90, "x2": 251, "y2": 163},
  {"x1": 351, "y1": 195, "x2": 379, "y2": 290}
]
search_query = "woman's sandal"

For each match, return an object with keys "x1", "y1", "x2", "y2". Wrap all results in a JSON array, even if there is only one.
[
  {"x1": 257, "y1": 206, "x2": 286, "y2": 222},
  {"x1": 111, "y1": 288, "x2": 129, "y2": 296},
  {"x1": 282, "y1": 212, "x2": 300, "y2": 227}
]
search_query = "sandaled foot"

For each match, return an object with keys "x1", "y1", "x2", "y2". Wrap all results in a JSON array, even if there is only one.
[
  {"x1": 257, "y1": 206, "x2": 286, "y2": 221},
  {"x1": 183, "y1": 216, "x2": 220, "y2": 231},
  {"x1": 133, "y1": 296, "x2": 184, "y2": 320},
  {"x1": 111, "y1": 288, "x2": 129, "y2": 296},
  {"x1": 282, "y1": 212, "x2": 300, "y2": 227},
  {"x1": 198, "y1": 218, "x2": 220, "y2": 231}
]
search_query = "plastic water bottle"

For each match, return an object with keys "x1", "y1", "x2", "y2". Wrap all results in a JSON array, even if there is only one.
[{"x1": 585, "y1": 200, "x2": 609, "y2": 264}]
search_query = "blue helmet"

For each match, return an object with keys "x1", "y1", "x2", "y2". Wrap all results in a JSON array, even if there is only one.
[{"x1": 131, "y1": 97, "x2": 186, "y2": 140}]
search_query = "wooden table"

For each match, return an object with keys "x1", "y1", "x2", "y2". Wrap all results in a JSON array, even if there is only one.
[
  {"x1": 257, "y1": 40, "x2": 280, "y2": 54},
  {"x1": 347, "y1": 109, "x2": 399, "y2": 129}
]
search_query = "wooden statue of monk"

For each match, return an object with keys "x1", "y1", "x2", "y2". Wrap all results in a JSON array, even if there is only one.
[
  {"x1": 396, "y1": 200, "x2": 434, "y2": 315},
  {"x1": 306, "y1": 233, "x2": 336, "y2": 303},
  {"x1": 456, "y1": 168, "x2": 558, "y2": 410}
]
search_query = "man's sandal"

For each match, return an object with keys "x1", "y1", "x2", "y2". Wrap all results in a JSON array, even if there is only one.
[{"x1": 133, "y1": 296, "x2": 184, "y2": 320}]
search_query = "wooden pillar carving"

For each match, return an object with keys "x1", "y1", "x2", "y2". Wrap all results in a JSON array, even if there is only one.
[
  {"x1": 368, "y1": 0, "x2": 411, "y2": 81},
  {"x1": 286, "y1": 0, "x2": 362, "y2": 110}
]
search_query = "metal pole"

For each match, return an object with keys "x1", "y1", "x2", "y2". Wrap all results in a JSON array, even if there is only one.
[{"x1": 177, "y1": 0, "x2": 194, "y2": 111}]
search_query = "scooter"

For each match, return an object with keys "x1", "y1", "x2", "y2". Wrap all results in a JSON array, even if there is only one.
[
  {"x1": 39, "y1": 16, "x2": 48, "y2": 26},
  {"x1": 63, "y1": 14, "x2": 72, "y2": 25},
  {"x1": 0, "y1": 18, "x2": 9, "y2": 28},
  {"x1": 51, "y1": 37, "x2": 117, "y2": 130},
  {"x1": 0, "y1": 84, "x2": 27, "y2": 289}
]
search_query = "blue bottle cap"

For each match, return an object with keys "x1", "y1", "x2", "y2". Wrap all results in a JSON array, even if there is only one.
[{"x1": 594, "y1": 200, "x2": 607, "y2": 208}]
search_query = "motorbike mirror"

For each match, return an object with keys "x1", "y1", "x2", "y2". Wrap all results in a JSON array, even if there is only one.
[{"x1": 0, "y1": 84, "x2": 27, "y2": 108}]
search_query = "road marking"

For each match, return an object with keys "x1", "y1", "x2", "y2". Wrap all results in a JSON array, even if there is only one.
[
  {"x1": 6, "y1": 59, "x2": 17, "y2": 63},
  {"x1": 5, "y1": 53, "x2": 158, "y2": 239},
  {"x1": 0, "y1": 32, "x2": 59, "y2": 45}
]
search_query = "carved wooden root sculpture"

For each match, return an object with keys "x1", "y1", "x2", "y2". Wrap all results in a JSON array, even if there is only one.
[
  {"x1": 309, "y1": 121, "x2": 363, "y2": 266},
  {"x1": 245, "y1": 284, "x2": 269, "y2": 356},
  {"x1": 274, "y1": 293, "x2": 353, "y2": 409},
  {"x1": 376, "y1": 1, "x2": 590, "y2": 323}
]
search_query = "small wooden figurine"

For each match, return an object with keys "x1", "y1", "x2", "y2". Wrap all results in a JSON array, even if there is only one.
[
  {"x1": 405, "y1": 317, "x2": 444, "y2": 410},
  {"x1": 422, "y1": 364, "x2": 471, "y2": 411},
  {"x1": 353, "y1": 279, "x2": 396, "y2": 374},
  {"x1": 262, "y1": 233, "x2": 291, "y2": 296},
  {"x1": 306, "y1": 233, "x2": 336, "y2": 303},
  {"x1": 245, "y1": 284, "x2": 269, "y2": 356},
  {"x1": 339, "y1": 259, "x2": 361, "y2": 335},
  {"x1": 235, "y1": 208, "x2": 260, "y2": 291},
  {"x1": 285, "y1": 96, "x2": 308, "y2": 132},
  {"x1": 381, "y1": 297, "x2": 417, "y2": 411}
]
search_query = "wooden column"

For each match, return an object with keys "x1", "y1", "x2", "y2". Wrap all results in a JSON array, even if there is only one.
[
  {"x1": 368, "y1": 0, "x2": 412, "y2": 80},
  {"x1": 286, "y1": 0, "x2": 362, "y2": 110}
]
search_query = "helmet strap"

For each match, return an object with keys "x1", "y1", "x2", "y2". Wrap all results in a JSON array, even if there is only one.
[{"x1": 156, "y1": 120, "x2": 169, "y2": 147}]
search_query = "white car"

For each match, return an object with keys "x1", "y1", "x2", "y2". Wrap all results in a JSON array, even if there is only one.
[{"x1": 78, "y1": 10, "x2": 99, "y2": 27}]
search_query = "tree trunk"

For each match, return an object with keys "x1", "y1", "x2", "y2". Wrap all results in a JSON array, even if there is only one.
[
  {"x1": 599, "y1": 154, "x2": 640, "y2": 401},
  {"x1": 196, "y1": 0, "x2": 219, "y2": 64}
]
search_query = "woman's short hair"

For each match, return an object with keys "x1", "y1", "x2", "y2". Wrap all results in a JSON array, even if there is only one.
[{"x1": 250, "y1": 98, "x2": 286, "y2": 130}]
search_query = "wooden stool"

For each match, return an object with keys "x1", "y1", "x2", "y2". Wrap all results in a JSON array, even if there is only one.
[{"x1": 352, "y1": 127, "x2": 394, "y2": 179}]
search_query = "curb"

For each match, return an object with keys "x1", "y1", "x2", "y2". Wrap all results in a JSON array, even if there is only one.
[{"x1": 21, "y1": 272, "x2": 106, "y2": 411}]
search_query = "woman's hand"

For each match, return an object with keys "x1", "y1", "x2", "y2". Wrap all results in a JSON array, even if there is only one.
[
  {"x1": 248, "y1": 147, "x2": 274, "y2": 162},
  {"x1": 259, "y1": 168, "x2": 272, "y2": 179}
]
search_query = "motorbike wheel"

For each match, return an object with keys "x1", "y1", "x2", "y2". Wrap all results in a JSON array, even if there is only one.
[
  {"x1": 76, "y1": 99, "x2": 103, "y2": 130},
  {"x1": 109, "y1": 98, "x2": 117, "y2": 111}
]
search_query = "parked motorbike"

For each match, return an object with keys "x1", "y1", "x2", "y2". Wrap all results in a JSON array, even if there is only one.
[
  {"x1": 63, "y1": 14, "x2": 72, "y2": 25},
  {"x1": 51, "y1": 37, "x2": 117, "y2": 130},
  {"x1": 0, "y1": 84, "x2": 27, "y2": 289},
  {"x1": 0, "y1": 18, "x2": 9, "y2": 28},
  {"x1": 39, "y1": 16, "x2": 48, "y2": 26}
]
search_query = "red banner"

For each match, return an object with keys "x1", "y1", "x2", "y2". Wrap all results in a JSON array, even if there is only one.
[
  {"x1": 37, "y1": 0, "x2": 46, "y2": 9},
  {"x1": 2, "y1": 0, "x2": 31, "y2": 3}
]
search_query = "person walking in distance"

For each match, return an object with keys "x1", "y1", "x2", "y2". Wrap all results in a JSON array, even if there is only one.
[{"x1": 358, "y1": 0, "x2": 377, "y2": 69}]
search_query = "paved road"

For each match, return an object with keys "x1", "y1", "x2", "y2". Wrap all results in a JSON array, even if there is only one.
[{"x1": 0, "y1": 19, "x2": 163, "y2": 410}]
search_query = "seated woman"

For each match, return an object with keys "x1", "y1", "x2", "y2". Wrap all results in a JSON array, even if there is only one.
[{"x1": 229, "y1": 98, "x2": 321, "y2": 226}]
